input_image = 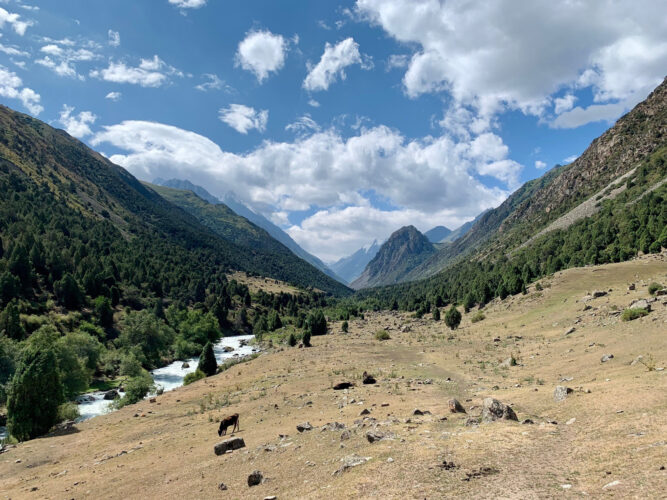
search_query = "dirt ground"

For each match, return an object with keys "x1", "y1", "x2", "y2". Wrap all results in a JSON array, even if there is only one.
[{"x1": 1, "y1": 255, "x2": 666, "y2": 499}]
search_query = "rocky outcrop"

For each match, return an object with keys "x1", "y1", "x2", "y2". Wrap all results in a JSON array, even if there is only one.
[
  {"x1": 482, "y1": 398, "x2": 518, "y2": 422},
  {"x1": 214, "y1": 437, "x2": 246, "y2": 455}
]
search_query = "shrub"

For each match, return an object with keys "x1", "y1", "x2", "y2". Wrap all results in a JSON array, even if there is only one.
[
  {"x1": 57, "y1": 402, "x2": 80, "y2": 422},
  {"x1": 621, "y1": 307, "x2": 649, "y2": 321},
  {"x1": 197, "y1": 341, "x2": 217, "y2": 377},
  {"x1": 445, "y1": 306, "x2": 462, "y2": 330},
  {"x1": 471, "y1": 311, "x2": 486, "y2": 323},
  {"x1": 183, "y1": 369, "x2": 206, "y2": 386},
  {"x1": 648, "y1": 282, "x2": 663, "y2": 295},
  {"x1": 306, "y1": 310, "x2": 327, "y2": 336},
  {"x1": 302, "y1": 330, "x2": 311, "y2": 347},
  {"x1": 341, "y1": 320, "x2": 348, "y2": 333},
  {"x1": 432, "y1": 307, "x2": 440, "y2": 321},
  {"x1": 287, "y1": 333, "x2": 297, "y2": 347},
  {"x1": 115, "y1": 371, "x2": 153, "y2": 408},
  {"x1": 375, "y1": 330, "x2": 390, "y2": 341}
]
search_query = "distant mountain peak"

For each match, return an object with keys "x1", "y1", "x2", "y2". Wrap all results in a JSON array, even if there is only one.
[{"x1": 424, "y1": 225, "x2": 452, "y2": 243}]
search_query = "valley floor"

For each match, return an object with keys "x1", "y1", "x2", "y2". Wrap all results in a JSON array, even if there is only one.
[{"x1": 1, "y1": 255, "x2": 666, "y2": 499}]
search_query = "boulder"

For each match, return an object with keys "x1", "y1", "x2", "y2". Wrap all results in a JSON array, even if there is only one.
[
  {"x1": 655, "y1": 289, "x2": 667, "y2": 296},
  {"x1": 247, "y1": 470, "x2": 263, "y2": 487},
  {"x1": 359, "y1": 408, "x2": 371, "y2": 416},
  {"x1": 601, "y1": 354, "x2": 614, "y2": 363},
  {"x1": 448, "y1": 398, "x2": 466, "y2": 413},
  {"x1": 181, "y1": 362, "x2": 189, "y2": 369},
  {"x1": 214, "y1": 437, "x2": 246, "y2": 455},
  {"x1": 333, "y1": 382, "x2": 354, "y2": 390},
  {"x1": 332, "y1": 454, "x2": 370, "y2": 476},
  {"x1": 223, "y1": 346, "x2": 234, "y2": 352},
  {"x1": 481, "y1": 398, "x2": 518, "y2": 422},
  {"x1": 366, "y1": 430, "x2": 385, "y2": 443},
  {"x1": 629, "y1": 299, "x2": 652, "y2": 311},
  {"x1": 103, "y1": 390, "x2": 119, "y2": 401},
  {"x1": 553, "y1": 386, "x2": 573, "y2": 402},
  {"x1": 362, "y1": 372, "x2": 376, "y2": 385},
  {"x1": 321, "y1": 422, "x2": 345, "y2": 432},
  {"x1": 563, "y1": 327, "x2": 576, "y2": 336},
  {"x1": 592, "y1": 290, "x2": 607, "y2": 298},
  {"x1": 296, "y1": 422, "x2": 313, "y2": 432}
]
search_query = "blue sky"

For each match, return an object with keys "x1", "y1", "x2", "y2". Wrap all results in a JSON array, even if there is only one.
[{"x1": 0, "y1": 0, "x2": 665, "y2": 261}]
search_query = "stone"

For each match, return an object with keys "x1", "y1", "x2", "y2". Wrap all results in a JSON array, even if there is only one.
[
  {"x1": 655, "y1": 289, "x2": 667, "y2": 296},
  {"x1": 264, "y1": 497, "x2": 277, "y2": 500},
  {"x1": 499, "y1": 357, "x2": 516, "y2": 368},
  {"x1": 448, "y1": 399, "x2": 466, "y2": 413},
  {"x1": 181, "y1": 362, "x2": 189, "y2": 369},
  {"x1": 628, "y1": 284, "x2": 636, "y2": 291},
  {"x1": 333, "y1": 382, "x2": 354, "y2": 390},
  {"x1": 553, "y1": 386, "x2": 573, "y2": 402},
  {"x1": 413, "y1": 408, "x2": 430, "y2": 416},
  {"x1": 218, "y1": 483, "x2": 228, "y2": 491},
  {"x1": 566, "y1": 418, "x2": 576, "y2": 425},
  {"x1": 592, "y1": 290, "x2": 607, "y2": 298},
  {"x1": 481, "y1": 398, "x2": 518, "y2": 422},
  {"x1": 601, "y1": 354, "x2": 614, "y2": 363},
  {"x1": 296, "y1": 422, "x2": 313, "y2": 432},
  {"x1": 602, "y1": 480, "x2": 620, "y2": 489},
  {"x1": 564, "y1": 327, "x2": 576, "y2": 336},
  {"x1": 103, "y1": 390, "x2": 119, "y2": 401},
  {"x1": 214, "y1": 437, "x2": 246, "y2": 455},
  {"x1": 629, "y1": 299, "x2": 652, "y2": 311},
  {"x1": 359, "y1": 408, "x2": 371, "y2": 416},
  {"x1": 521, "y1": 419, "x2": 534, "y2": 425},
  {"x1": 247, "y1": 470, "x2": 263, "y2": 487},
  {"x1": 340, "y1": 430, "x2": 351, "y2": 441},
  {"x1": 332, "y1": 455, "x2": 370, "y2": 476},
  {"x1": 464, "y1": 417, "x2": 479, "y2": 426},
  {"x1": 362, "y1": 371, "x2": 376, "y2": 385},
  {"x1": 366, "y1": 430, "x2": 385, "y2": 443},
  {"x1": 631, "y1": 355, "x2": 644, "y2": 366},
  {"x1": 321, "y1": 422, "x2": 345, "y2": 432}
]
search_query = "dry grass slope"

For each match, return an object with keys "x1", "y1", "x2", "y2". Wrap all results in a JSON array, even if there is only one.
[{"x1": 1, "y1": 254, "x2": 666, "y2": 499}]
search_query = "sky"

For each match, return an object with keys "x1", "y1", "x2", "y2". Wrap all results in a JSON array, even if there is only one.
[{"x1": 0, "y1": 0, "x2": 666, "y2": 262}]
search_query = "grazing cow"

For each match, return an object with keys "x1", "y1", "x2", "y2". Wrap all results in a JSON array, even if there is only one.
[{"x1": 218, "y1": 413, "x2": 240, "y2": 436}]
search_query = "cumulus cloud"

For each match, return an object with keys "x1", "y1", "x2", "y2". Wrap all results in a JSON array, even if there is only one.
[
  {"x1": 535, "y1": 160, "x2": 547, "y2": 170},
  {"x1": 0, "y1": 65, "x2": 42, "y2": 114},
  {"x1": 0, "y1": 42, "x2": 28, "y2": 57},
  {"x1": 90, "y1": 55, "x2": 181, "y2": 87},
  {"x1": 218, "y1": 104, "x2": 268, "y2": 134},
  {"x1": 105, "y1": 91, "x2": 121, "y2": 101},
  {"x1": 91, "y1": 119, "x2": 520, "y2": 259},
  {"x1": 0, "y1": 7, "x2": 33, "y2": 36},
  {"x1": 554, "y1": 94, "x2": 576, "y2": 114},
  {"x1": 303, "y1": 37, "x2": 371, "y2": 92},
  {"x1": 356, "y1": 0, "x2": 667, "y2": 127},
  {"x1": 235, "y1": 30, "x2": 287, "y2": 83},
  {"x1": 35, "y1": 43, "x2": 99, "y2": 79},
  {"x1": 285, "y1": 114, "x2": 320, "y2": 135},
  {"x1": 195, "y1": 73, "x2": 233, "y2": 92},
  {"x1": 551, "y1": 95, "x2": 638, "y2": 129},
  {"x1": 58, "y1": 105, "x2": 96, "y2": 138},
  {"x1": 108, "y1": 30, "x2": 120, "y2": 47},
  {"x1": 168, "y1": 0, "x2": 206, "y2": 9}
]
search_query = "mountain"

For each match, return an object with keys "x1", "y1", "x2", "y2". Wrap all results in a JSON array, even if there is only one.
[
  {"x1": 329, "y1": 240, "x2": 381, "y2": 284},
  {"x1": 357, "y1": 77, "x2": 667, "y2": 304},
  {"x1": 424, "y1": 226, "x2": 451, "y2": 243},
  {"x1": 351, "y1": 226, "x2": 435, "y2": 289},
  {"x1": 440, "y1": 211, "x2": 488, "y2": 243},
  {"x1": 0, "y1": 104, "x2": 350, "y2": 297},
  {"x1": 152, "y1": 178, "x2": 343, "y2": 283}
]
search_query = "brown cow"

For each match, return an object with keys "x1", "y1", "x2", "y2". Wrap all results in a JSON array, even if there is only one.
[{"x1": 218, "y1": 413, "x2": 240, "y2": 436}]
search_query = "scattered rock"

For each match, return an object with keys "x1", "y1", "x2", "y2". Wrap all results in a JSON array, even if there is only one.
[
  {"x1": 214, "y1": 437, "x2": 246, "y2": 456},
  {"x1": 554, "y1": 386, "x2": 573, "y2": 402},
  {"x1": 359, "y1": 408, "x2": 371, "y2": 416},
  {"x1": 566, "y1": 418, "x2": 576, "y2": 425},
  {"x1": 321, "y1": 422, "x2": 345, "y2": 432},
  {"x1": 602, "y1": 480, "x2": 620, "y2": 489},
  {"x1": 592, "y1": 290, "x2": 607, "y2": 298},
  {"x1": 103, "y1": 390, "x2": 119, "y2": 401},
  {"x1": 387, "y1": 457, "x2": 394, "y2": 463},
  {"x1": 340, "y1": 430, "x2": 351, "y2": 441},
  {"x1": 521, "y1": 419, "x2": 534, "y2": 425},
  {"x1": 296, "y1": 422, "x2": 313, "y2": 432},
  {"x1": 464, "y1": 417, "x2": 479, "y2": 426},
  {"x1": 333, "y1": 455, "x2": 370, "y2": 476},
  {"x1": 366, "y1": 430, "x2": 385, "y2": 443},
  {"x1": 247, "y1": 470, "x2": 263, "y2": 487},
  {"x1": 333, "y1": 382, "x2": 354, "y2": 390},
  {"x1": 362, "y1": 372, "x2": 376, "y2": 385},
  {"x1": 564, "y1": 326, "x2": 576, "y2": 336},
  {"x1": 482, "y1": 398, "x2": 518, "y2": 422},
  {"x1": 181, "y1": 362, "x2": 190, "y2": 369},
  {"x1": 462, "y1": 467, "x2": 499, "y2": 481},
  {"x1": 655, "y1": 289, "x2": 667, "y2": 296},
  {"x1": 413, "y1": 408, "x2": 430, "y2": 416},
  {"x1": 601, "y1": 354, "x2": 615, "y2": 363},
  {"x1": 218, "y1": 483, "x2": 228, "y2": 491},
  {"x1": 628, "y1": 284, "x2": 636, "y2": 291},
  {"x1": 631, "y1": 355, "x2": 644, "y2": 366},
  {"x1": 448, "y1": 399, "x2": 466, "y2": 414},
  {"x1": 264, "y1": 496, "x2": 277, "y2": 500},
  {"x1": 438, "y1": 460, "x2": 458, "y2": 470},
  {"x1": 629, "y1": 298, "x2": 652, "y2": 311}
]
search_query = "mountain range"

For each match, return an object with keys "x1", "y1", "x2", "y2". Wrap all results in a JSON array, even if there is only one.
[{"x1": 329, "y1": 240, "x2": 381, "y2": 284}]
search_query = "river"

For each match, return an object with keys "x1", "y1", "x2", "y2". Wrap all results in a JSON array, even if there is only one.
[{"x1": 0, "y1": 334, "x2": 255, "y2": 440}]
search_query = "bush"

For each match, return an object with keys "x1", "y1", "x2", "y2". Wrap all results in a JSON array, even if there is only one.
[
  {"x1": 57, "y1": 402, "x2": 80, "y2": 422},
  {"x1": 471, "y1": 312, "x2": 486, "y2": 323},
  {"x1": 341, "y1": 320, "x2": 348, "y2": 333},
  {"x1": 115, "y1": 371, "x2": 153, "y2": 408},
  {"x1": 306, "y1": 310, "x2": 327, "y2": 336},
  {"x1": 197, "y1": 341, "x2": 217, "y2": 377},
  {"x1": 621, "y1": 307, "x2": 649, "y2": 321},
  {"x1": 302, "y1": 330, "x2": 311, "y2": 347},
  {"x1": 648, "y1": 282, "x2": 663, "y2": 295},
  {"x1": 375, "y1": 330, "x2": 390, "y2": 341},
  {"x1": 183, "y1": 369, "x2": 206, "y2": 386},
  {"x1": 287, "y1": 333, "x2": 297, "y2": 347},
  {"x1": 445, "y1": 306, "x2": 462, "y2": 330},
  {"x1": 432, "y1": 307, "x2": 440, "y2": 321}
]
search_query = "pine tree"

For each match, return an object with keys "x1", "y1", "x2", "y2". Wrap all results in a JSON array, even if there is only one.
[
  {"x1": 444, "y1": 306, "x2": 461, "y2": 330},
  {"x1": 94, "y1": 296, "x2": 114, "y2": 329},
  {"x1": 432, "y1": 307, "x2": 441, "y2": 321},
  {"x1": 7, "y1": 345, "x2": 63, "y2": 441},
  {"x1": 197, "y1": 341, "x2": 217, "y2": 377},
  {"x1": 302, "y1": 330, "x2": 311, "y2": 347},
  {"x1": 0, "y1": 301, "x2": 24, "y2": 340},
  {"x1": 287, "y1": 333, "x2": 297, "y2": 347}
]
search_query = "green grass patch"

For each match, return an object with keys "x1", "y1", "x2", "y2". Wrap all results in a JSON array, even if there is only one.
[{"x1": 621, "y1": 307, "x2": 649, "y2": 321}]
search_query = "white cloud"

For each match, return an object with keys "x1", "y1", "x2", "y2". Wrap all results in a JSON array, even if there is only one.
[
  {"x1": 307, "y1": 99, "x2": 320, "y2": 108},
  {"x1": 218, "y1": 104, "x2": 268, "y2": 134},
  {"x1": 303, "y1": 37, "x2": 371, "y2": 92},
  {"x1": 535, "y1": 160, "x2": 547, "y2": 170},
  {"x1": 35, "y1": 43, "x2": 99, "y2": 79},
  {"x1": 195, "y1": 73, "x2": 233, "y2": 92},
  {"x1": 356, "y1": 0, "x2": 667, "y2": 127},
  {"x1": 0, "y1": 65, "x2": 42, "y2": 114},
  {"x1": 108, "y1": 30, "x2": 120, "y2": 47},
  {"x1": 285, "y1": 114, "x2": 320, "y2": 135},
  {"x1": 386, "y1": 54, "x2": 409, "y2": 71},
  {"x1": 90, "y1": 55, "x2": 181, "y2": 87},
  {"x1": 91, "y1": 119, "x2": 520, "y2": 259},
  {"x1": 0, "y1": 7, "x2": 33, "y2": 36},
  {"x1": 563, "y1": 155, "x2": 578, "y2": 164},
  {"x1": 58, "y1": 105, "x2": 96, "y2": 138},
  {"x1": 551, "y1": 95, "x2": 639, "y2": 129},
  {"x1": 554, "y1": 94, "x2": 576, "y2": 114},
  {"x1": 235, "y1": 30, "x2": 287, "y2": 83},
  {"x1": 105, "y1": 91, "x2": 121, "y2": 101},
  {"x1": 168, "y1": 0, "x2": 206, "y2": 9},
  {"x1": 0, "y1": 42, "x2": 28, "y2": 57}
]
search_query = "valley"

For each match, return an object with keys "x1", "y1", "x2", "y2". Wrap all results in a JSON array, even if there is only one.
[{"x1": 1, "y1": 255, "x2": 665, "y2": 498}]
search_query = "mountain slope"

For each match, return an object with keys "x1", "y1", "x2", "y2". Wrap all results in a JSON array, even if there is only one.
[
  {"x1": 0, "y1": 104, "x2": 350, "y2": 297},
  {"x1": 329, "y1": 240, "x2": 381, "y2": 284},
  {"x1": 351, "y1": 226, "x2": 435, "y2": 289},
  {"x1": 424, "y1": 226, "x2": 451, "y2": 243},
  {"x1": 153, "y1": 178, "x2": 343, "y2": 283}
]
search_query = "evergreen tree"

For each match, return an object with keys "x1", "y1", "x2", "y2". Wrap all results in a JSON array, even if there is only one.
[
  {"x1": 341, "y1": 320, "x2": 349, "y2": 333},
  {"x1": 0, "y1": 301, "x2": 24, "y2": 340},
  {"x1": 7, "y1": 345, "x2": 63, "y2": 441},
  {"x1": 54, "y1": 273, "x2": 84, "y2": 310},
  {"x1": 302, "y1": 330, "x2": 311, "y2": 347},
  {"x1": 287, "y1": 333, "x2": 297, "y2": 347},
  {"x1": 432, "y1": 307, "x2": 441, "y2": 321},
  {"x1": 94, "y1": 296, "x2": 114, "y2": 329},
  {"x1": 0, "y1": 272, "x2": 19, "y2": 306},
  {"x1": 197, "y1": 341, "x2": 217, "y2": 377},
  {"x1": 267, "y1": 310, "x2": 282, "y2": 331},
  {"x1": 463, "y1": 293, "x2": 475, "y2": 313},
  {"x1": 444, "y1": 306, "x2": 462, "y2": 330},
  {"x1": 306, "y1": 310, "x2": 327, "y2": 336}
]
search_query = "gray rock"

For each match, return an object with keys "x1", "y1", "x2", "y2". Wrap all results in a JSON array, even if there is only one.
[
  {"x1": 448, "y1": 399, "x2": 466, "y2": 413},
  {"x1": 181, "y1": 362, "x2": 189, "y2": 369},
  {"x1": 214, "y1": 437, "x2": 246, "y2": 455},
  {"x1": 103, "y1": 390, "x2": 119, "y2": 401},
  {"x1": 332, "y1": 454, "x2": 370, "y2": 476},
  {"x1": 554, "y1": 386, "x2": 573, "y2": 402},
  {"x1": 413, "y1": 408, "x2": 430, "y2": 416},
  {"x1": 592, "y1": 290, "x2": 607, "y2": 298},
  {"x1": 564, "y1": 326, "x2": 576, "y2": 336},
  {"x1": 247, "y1": 470, "x2": 263, "y2": 487},
  {"x1": 359, "y1": 408, "x2": 371, "y2": 416},
  {"x1": 340, "y1": 430, "x2": 351, "y2": 441},
  {"x1": 366, "y1": 430, "x2": 385, "y2": 443},
  {"x1": 629, "y1": 299, "x2": 652, "y2": 311},
  {"x1": 218, "y1": 483, "x2": 228, "y2": 491},
  {"x1": 321, "y1": 422, "x2": 345, "y2": 431},
  {"x1": 601, "y1": 354, "x2": 614, "y2": 363},
  {"x1": 481, "y1": 397, "x2": 518, "y2": 422},
  {"x1": 296, "y1": 422, "x2": 313, "y2": 432}
]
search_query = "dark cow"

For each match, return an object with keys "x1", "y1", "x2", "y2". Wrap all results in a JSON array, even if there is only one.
[{"x1": 218, "y1": 413, "x2": 240, "y2": 436}]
